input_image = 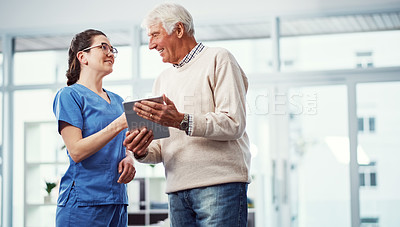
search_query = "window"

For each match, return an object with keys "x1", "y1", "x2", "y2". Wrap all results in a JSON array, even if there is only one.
[
  {"x1": 203, "y1": 39, "x2": 273, "y2": 75},
  {"x1": 280, "y1": 31, "x2": 400, "y2": 72},
  {"x1": 14, "y1": 50, "x2": 61, "y2": 85},
  {"x1": 359, "y1": 162, "x2": 377, "y2": 187},
  {"x1": 360, "y1": 217, "x2": 379, "y2": 227},
  {"x1": 356, "y1": 51, "x2": 374, "y2": 69},
  {"x1": 245, "y1": 87, "x2": 271, "y2": 227},
  {"x1": 14, "y1": 33, "x2": 132, "y2": 85},
  {"x1": 357, "y1": 82, "x2": 400, "y2": 226},
  {"x1": 358, "y1": 118, "x2": 365, "y2": 132},
  {"x1": 370, "y1": 172, "x2": 377, "y2": 186},
  {"x1": 104, "y1": 45, "x2": 132, "y2": 81},
  {"x1": 13, "y1": 89, "x2": 55, "y2": 227},
  {"x1": 357, "y1": 116, "x2": 376, "y2": 133},
  {"x1": 0, "y1": 47, "x2": 3, "y2": 86},
  {"x1": 289, "y1": 85, "x2": 351, "y2": 227},
  {"x1": 369, "y1": 117, "x2": 376, "y2": 132},
  {"x1": 0, "y1": 42, "x2": 3, "y2": 225},
  {"x1": 0, "y1": 51, "x2": 3, "y2": 141},
  {"x1": 280, "y1": 59, "x2": 295, "y2": 71},
  {"x1": 359, "y1": 173, "x2": 366, "y2": 186},
  {"x1": 140, "y1": 38, "x2": 274, "y2": 78},
  {"x1": 139, "y1": 45, "x2": 170, "y2": 79}
]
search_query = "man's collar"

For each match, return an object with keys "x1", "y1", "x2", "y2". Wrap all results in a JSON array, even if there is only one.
[{"x1": 173, "y1": 43, "x2": 204, "y2": 68}]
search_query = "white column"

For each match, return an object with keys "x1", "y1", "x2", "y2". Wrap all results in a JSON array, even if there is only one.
[
  {"x1": 347, "y1": 81, "x2": 360, "y2": 227},
  {"x1": 2, "y1": 34, "x2": 14, "y2": 227},
  {"x1": 131, "y1": 25, "x2": 141, "y2": 80},
  {"x1": 271, "y1": 16, "x2": 281, "y2": 73}
]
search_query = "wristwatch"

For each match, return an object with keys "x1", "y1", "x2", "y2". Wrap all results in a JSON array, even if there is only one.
[{"x1": 179, "y1": 113, "x2": 189, "y2": 131}]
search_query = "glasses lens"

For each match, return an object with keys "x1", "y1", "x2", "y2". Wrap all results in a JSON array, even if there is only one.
[
  {"x1": 112, "y1": 47, "x2": 118, "y2": 55},
  {"x1": 101, "y1": 43, "x2": 111, "y2": 55},
  {"x1": 101, "y1": 43, "x2": 117, "y2": 58}
]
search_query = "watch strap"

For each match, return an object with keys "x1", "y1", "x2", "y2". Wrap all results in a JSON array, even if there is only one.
[{"x1": 179, "y1": 113, "x2": 189, "y2": 131}]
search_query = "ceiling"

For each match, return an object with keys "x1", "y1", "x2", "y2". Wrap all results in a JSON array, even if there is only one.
[{"x1": 1, "y1": 10, "x2": 400, "y2": 53}]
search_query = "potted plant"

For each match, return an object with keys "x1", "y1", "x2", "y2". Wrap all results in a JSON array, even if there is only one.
[{"x1": 44, "y1": 181, "x2": 57, "y2": 204}]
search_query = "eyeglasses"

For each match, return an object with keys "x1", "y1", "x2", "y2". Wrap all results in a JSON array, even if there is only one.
[{"x1": 81, "y1": 42, "x2": 118, "y2": 58}]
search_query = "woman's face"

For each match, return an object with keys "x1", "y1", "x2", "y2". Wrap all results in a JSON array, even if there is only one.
[{"x1": 84, "y1": 35, "x2": 115, "y2": 76}]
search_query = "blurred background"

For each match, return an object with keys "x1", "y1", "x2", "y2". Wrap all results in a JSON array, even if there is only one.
[{"x1": 1, "y1": 0, "x2": 400, "y2": 226}]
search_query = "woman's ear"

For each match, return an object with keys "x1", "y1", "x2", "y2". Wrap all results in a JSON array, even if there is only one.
[{"x1": 77, "y1": 51, "x2": 88, "y2": 65}]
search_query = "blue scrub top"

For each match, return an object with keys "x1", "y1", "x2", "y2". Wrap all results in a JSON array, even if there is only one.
[{"x1": 53, "y1": 84, "x2": 128, "y2": 206}]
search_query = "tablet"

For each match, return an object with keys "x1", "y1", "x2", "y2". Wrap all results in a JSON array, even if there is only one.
[{"x1": 123, "y1": 96, "x2": 170, "y2": 140}]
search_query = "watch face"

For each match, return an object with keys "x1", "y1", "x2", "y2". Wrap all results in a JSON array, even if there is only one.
[
  {"x1": 180, "y1": 122, "x2": 189, "y2": 130},
  {"x1": 180, "y1": 114, "x2": 189, "y2": 130}
]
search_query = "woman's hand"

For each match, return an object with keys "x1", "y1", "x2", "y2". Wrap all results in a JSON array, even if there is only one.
[
  {"x1": 117, "y1": 152, "x2": 136, "y2": 184},
  {"x1": 123, "y1": 128, "x2": 154, "y2": 157},
  {"x1": 115, "y1": 113, "x2": 128, "y2": 131}
]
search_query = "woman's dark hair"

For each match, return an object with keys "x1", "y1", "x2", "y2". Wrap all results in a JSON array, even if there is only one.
[{"x1": 66, "y1": 29, "x2": 107, "y2": 86}]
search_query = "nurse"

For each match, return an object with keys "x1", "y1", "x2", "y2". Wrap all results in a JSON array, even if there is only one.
[{"x1": 53, "y1": 29, "x2": 153, "y2": 226}]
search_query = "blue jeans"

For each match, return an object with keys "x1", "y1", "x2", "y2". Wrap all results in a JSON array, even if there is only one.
[{"x1": 168, "y1": 182, "x2": 248, "y2": 227}]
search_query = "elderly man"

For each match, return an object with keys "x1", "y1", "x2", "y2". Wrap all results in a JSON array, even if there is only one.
[{"x1": 124, "y1": 3, "x2": 251, "y2": 226}]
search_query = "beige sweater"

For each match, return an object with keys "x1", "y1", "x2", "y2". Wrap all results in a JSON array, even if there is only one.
[{"x1": 140, "y1": 46, "x2": 252, "y2": 193}]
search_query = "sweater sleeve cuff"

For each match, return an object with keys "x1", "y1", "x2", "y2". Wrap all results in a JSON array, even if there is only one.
[
  {"x1": 186, "y1": 114, "x2": 194, "y2": 136},
  {"x1": 191, "y1": 114, "x2": 207, "y2": 137},
  {"x1": 134, "y1": 150, "x2": 149, "y2": 160}
]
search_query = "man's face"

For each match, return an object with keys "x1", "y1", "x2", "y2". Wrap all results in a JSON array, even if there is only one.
[{"x1": 147, "y1": 23, "x2": 181, "y2": 64}]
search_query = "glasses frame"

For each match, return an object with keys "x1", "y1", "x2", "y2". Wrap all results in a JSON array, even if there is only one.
[{"x1": 81, "y1": 42, "x2": 118, "y2": 58}]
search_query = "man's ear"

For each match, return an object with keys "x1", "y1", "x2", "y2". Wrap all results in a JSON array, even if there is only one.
[
  {"x1": 77, "y1": 51, "x2": 88, "y2": 65},
  {"x1": 175, "y1": 22, "x2": 185, "y2": 38}
]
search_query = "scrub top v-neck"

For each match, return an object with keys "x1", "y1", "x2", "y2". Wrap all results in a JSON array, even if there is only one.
[{"x1": 53, "y1": 83, "x2": 128, "y2": 206}]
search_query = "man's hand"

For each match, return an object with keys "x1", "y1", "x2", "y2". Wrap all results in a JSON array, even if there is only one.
[
  {"x1": 134, "y1": 94, "x2": 184, "y2": 129},
  {"x1": 123, "y1": 128, "x2": 153, "y2": 157},
  {"x1": 117, "y1": 154, "x2": 136, "y2": 184}
]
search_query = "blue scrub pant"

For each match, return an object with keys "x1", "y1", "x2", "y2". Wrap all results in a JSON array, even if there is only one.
[
  {"x1": 56, "y1": 187, "x2": 127, "y2": 227},
  {"x1": 168, "y1": 182, "x2": 248, "y2": 227}
]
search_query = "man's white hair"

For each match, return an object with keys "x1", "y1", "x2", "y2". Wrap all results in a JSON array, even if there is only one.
[{"x1": 142, "y1": 3, "x2": 195, "y2": 36}]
